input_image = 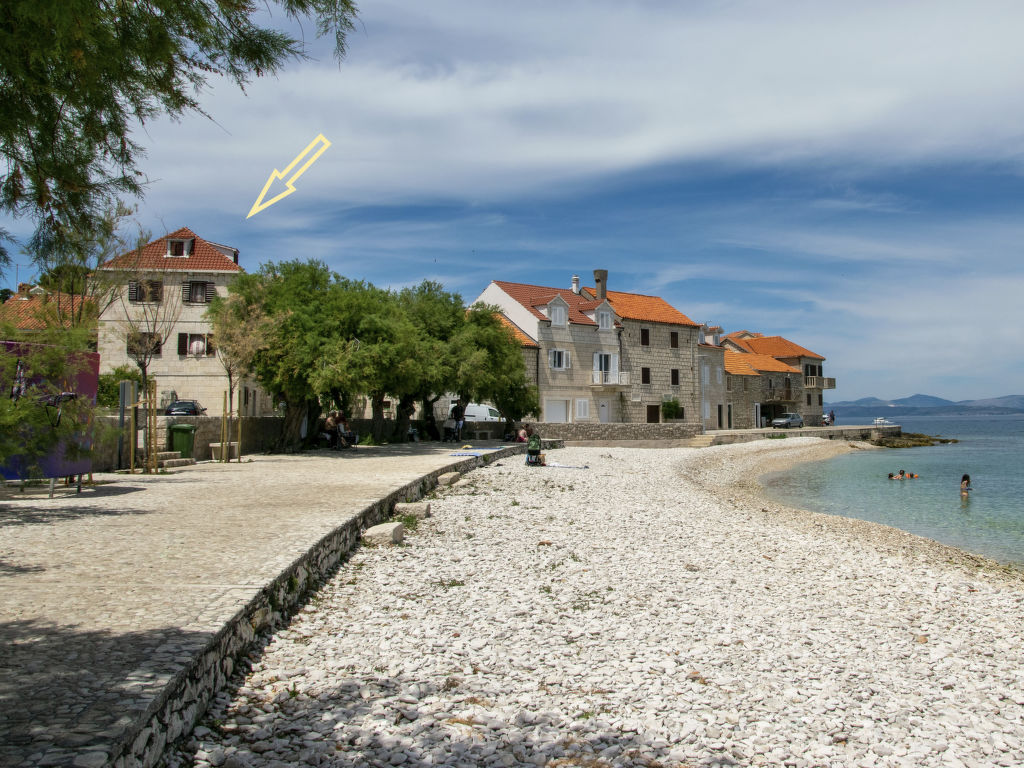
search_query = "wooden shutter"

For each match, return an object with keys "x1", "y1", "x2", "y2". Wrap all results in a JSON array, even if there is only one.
[
  {"x1": 205, "y1": 334, "x2": 216, "y2": 356},
  {"x1": 177, "y1": 333, "x2": 188, "y2": 355},
  {"x1": 564, "y1": 351, "x2": 570, "y2": 369},
  {"x1": 181, "y1": 281, "x2": 191, "y2": 302},
  {"x1": 205, "y1": 282, "x2": 216, "y2": 302},
  {"x1": 128, "y1": 281, "x2": 139, "y2": 302}
]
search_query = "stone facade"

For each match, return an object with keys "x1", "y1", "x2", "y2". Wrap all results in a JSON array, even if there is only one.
[{"x1": 96, "y1": 228, "x2": 275, "y2": 417}]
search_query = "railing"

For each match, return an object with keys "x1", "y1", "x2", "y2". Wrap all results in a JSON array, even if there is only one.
[
  {"x1": 804, "y1": 376, "x2": 837, "y2": 389},
  {"x1": 762, "y1": 388, "x2": 794, "y2": 403},
  {"x1": 591, "y1": 370, "x2": 630, "y2": 386}
]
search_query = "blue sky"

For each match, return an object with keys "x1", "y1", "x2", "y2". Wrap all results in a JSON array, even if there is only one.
[{"x1": 5, "y1": 0, "x2": 1024, "y2": 401}]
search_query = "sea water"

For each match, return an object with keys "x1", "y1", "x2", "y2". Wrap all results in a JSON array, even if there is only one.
[{"x1": 761, "y1": 414, "x2": 1024, "y2": 565}]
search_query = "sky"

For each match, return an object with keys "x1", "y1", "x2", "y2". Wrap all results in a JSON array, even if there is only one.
[{"x1": 4, "y1": 0, "x2": 1024, "y2": 402}]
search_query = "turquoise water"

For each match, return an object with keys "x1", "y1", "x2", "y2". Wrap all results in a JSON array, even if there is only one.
[{"x1": 761, "y1": 414, "x2": 1024, "y2": 565}]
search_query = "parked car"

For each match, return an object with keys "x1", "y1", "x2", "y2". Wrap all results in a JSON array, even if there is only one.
[
  {"x1": 448, "y1": 402, "x2": 502, "y2": 422},
  {"x1": 771, "y1": 412, "x2": 804, "y2": 428},
  {"x1": 165, "y1": 400, "x2": 207, "y2": 416}
]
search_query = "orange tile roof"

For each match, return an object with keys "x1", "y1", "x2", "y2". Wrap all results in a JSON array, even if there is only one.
[
  {"x1": 723, "y1": 350, "x2": 761, "y2": 376},
  {"x1": 0, "y1": 293, "x2": 92, "y2": 330},
  {"x1": 498, "y1": 314, "x2": 539, "y2": 348},
  {"x1": 98, "y1": 227, "x2": 241, "y2": 273},
  {"x1": 601, "y1": 289, "x2": 699, "y2": 326},
  {"x1": 741, "y1": 335, "x2": 824, "y2": 360},
  {"x1": 722, "y1": 330, "x2": 763, "y2": 341},
  {"x1": 736, "y1": 352, "x2": 801, "y2": 374}
]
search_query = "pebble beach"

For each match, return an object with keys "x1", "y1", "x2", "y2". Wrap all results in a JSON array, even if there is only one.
[{"x1": 169, "y1": 438, "x2": 1024, "y2": 768}]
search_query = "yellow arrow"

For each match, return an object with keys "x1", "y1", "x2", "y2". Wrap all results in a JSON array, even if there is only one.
[{"x1": 246, "y1": 133, "x2": 332, "y2": 218}]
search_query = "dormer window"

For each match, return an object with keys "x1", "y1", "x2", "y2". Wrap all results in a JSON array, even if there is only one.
[
  {"x1": 550, "y1": 305, "x2": 567, "y2": 326},
  {"x1": 598, "y1": 311, "x2": 612, "y2": 330},
  {"x1": 166, "y1": 238, "x2": 192, "y2": 257}
]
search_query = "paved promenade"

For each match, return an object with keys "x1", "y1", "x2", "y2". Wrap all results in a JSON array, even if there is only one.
[{"x1": 0, "y1": 444, "x2": 506, "y2": 768}]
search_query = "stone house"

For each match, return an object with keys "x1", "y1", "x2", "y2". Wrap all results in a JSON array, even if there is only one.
[
  {"x1": 721, "y1": 331, "x2": 835, "y2": 427},
  {"x1": 475, "y1": 270, "x2": 702, "y2": 425},
  {"x1": 95, "y1": 227, "x2": 274, "y2": 416}
]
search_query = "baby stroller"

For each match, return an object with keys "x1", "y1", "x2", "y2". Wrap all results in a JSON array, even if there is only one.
[
  {"x1": 525, "y1": 434, "x2": 543, "y2": 466},
  {"x1": 442, "y1": 418, "x2": 457, "y2": 442}
]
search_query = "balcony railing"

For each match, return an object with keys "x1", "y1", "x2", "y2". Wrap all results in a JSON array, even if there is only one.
[
  {"x1": 804, "y1": 376, "x2": 836, "y2": 389},
  {"x1": 591, "y1": 370, "x2": 630, "y2": 386}
]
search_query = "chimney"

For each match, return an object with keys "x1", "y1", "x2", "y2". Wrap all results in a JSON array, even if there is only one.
[
  {"x1": 594, "y1": 269, "x2": 608, "y2": 300},
  {"x1": 17, "y1": 282, "x2": 31, "y2": 296},
  {"x1": 571, "y1": 274, "x2": 580, "y2": 294}
]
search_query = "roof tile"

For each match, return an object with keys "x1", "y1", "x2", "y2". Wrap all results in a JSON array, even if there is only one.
[{"x1": 99, "y1": 227, "x2": 241, "y2": 273}]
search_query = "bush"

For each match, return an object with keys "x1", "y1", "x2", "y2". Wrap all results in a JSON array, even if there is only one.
[
  {"x1": 661, "y1": 399, "x2": 682, "y2": 419},
  {"x1": 96, "y1": 365, "x2": 141, "y2": 408}
]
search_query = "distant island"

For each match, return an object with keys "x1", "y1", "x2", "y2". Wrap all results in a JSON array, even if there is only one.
[{"x1": 825, "y1": 393, "x2": 1024, "y2": 417}]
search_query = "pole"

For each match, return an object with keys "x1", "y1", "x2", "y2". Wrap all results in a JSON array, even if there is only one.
[
  {"x1": 129, "y1": 401, "x2": 136, "y2": 473},
  {"x1": 237, "y1": 411, "x2": 244, "y2": 463},
  {"x1": 221, "y1": 391, "x2": 228, "y2": 462}
]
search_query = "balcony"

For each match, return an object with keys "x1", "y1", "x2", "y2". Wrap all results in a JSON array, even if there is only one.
[
  {"x1": 804, "y1": 376, "x2": 836, "y2": 389},
  {"x1": 762, "y1": 388, "x2": 795, "y2": 403},
  {"x1": 591, "y1": 370, "x2": 630, "y2": 388}
]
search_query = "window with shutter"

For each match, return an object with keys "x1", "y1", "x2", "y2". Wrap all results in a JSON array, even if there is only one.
[
  {"x1": 128, "y1": 281, "x2": 139, "y2": 302},
  {"x1": 205, "y1": 282, "x2": 216, "y2": 302},
  {"x1": 206, "y1": 335, "x2": 216, "y2": 356},
  {"x1": 178, "y1": 333, "x2": 188, "y2": 355},
  {"x1": 181, "y1": 281, "x2": 191, "y2": 302}
]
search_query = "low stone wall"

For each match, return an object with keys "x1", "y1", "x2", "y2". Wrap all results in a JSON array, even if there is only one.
[
  {"x1": 528, "y1": 421, "x2": 701, "y2": 441},
  {"x1": 111, "y1": 444, "x2": 528, "y2": 768},
  {"x1": 709, "y1": 424, "x2": 901, "y2": 446},
  {"x1": 89, "y1": 416, "x2": 286, "y2": 471}
]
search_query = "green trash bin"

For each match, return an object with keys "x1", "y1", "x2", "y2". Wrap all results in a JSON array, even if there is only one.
[{"x1": 168, "y1": 423, "x2": 197, "y2": 459}]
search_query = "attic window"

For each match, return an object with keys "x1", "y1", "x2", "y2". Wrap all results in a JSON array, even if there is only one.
[
  {"x1": 550, "y1": 305, "x2": 567, "y2": 327},
  {"x1": 166, "y1": 239, "x2": 192, "y2": 257},
  {"x1": 598, "y1": 311, "x2": 611, "y2": 330}
]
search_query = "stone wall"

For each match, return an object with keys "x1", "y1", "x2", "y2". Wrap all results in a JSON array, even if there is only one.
[
  {"x1": 108, "y1": 445, "x2": 529, "y2": 768},
  {"x1": 528, "y1": 420, "x2": 701, "y2": 441},
  {"x1": 618, "y1": 320, "x2": 702, "y2": 427}
]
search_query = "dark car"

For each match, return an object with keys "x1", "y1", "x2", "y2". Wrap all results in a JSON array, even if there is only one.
[
  {"x1": 771, "y1": 412, "x2": 804, "y2": 428},
  {"x1": 165, "y1": 400, "x2": 207, "y2": 416}
]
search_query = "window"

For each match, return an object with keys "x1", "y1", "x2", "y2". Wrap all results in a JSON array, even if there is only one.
[
  {"x1": 726, "y1": 375, "x2": 732, "y2": 392},
  {"x1": 641, "y1": 367, "x2": 651, "y2": 384},
  {"x1": 182, "y1": 281, "x2": 215, "y2": 304},
  {"x1": 177, "y1": 333, "x2": 216, "y2": 357},
  {"x1": 127, "y1": 331, "x2": 162, "y2": 358},
  {"x1": 128, "y1": 280, "x2": 163, "y2": 303},
  {"x1": 598, "y1": 311, "x2": 611, "y2": 330},
  {"x1": 166, "y1": 238, "x2": 192, "y2": 257},
  {"x1": 575, "y1": 398, "x2": 589, "y2": 419},
  {"x1": 670, "y1": 331, "x2": 678, "y2": 348},
  {"x1": 549, "y1": 349, "x2": 571, "y2": 370},
  {"x1": 716, "y1": 367, "x2": 723, "y2": 384},
  {"x1": 671, "y1": 368, "x2": 679, "y2": 386},
  {"x1": 818, "y1": 394, "x2": 823, "y2": 406},
  {"x1": 807, "y1": 393, "x2": 812, "y2": 405},
  {"x1": 702, "y1": 365, "x2": 709, "y2": 386},
  {"x1": 550, "y1": 305, "x2": 567, "y2": 326},
  {"x1": 640, "y1": 328, "x2": 650, "y2": 346}
]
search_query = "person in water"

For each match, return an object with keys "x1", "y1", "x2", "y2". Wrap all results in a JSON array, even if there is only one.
[{"x1": 960, "y1": 474, "x2": 972, "y2": 495}]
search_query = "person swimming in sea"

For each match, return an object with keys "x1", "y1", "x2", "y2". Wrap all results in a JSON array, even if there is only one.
[{"x1": 960, "y1": 474, "x2": 972, "y2": 495}]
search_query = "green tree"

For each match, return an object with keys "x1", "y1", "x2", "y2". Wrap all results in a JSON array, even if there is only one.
[
  {"x1": 96, "y1": 364, "x2": 141, "y2": 409},
  {"x1": 206, "y1": 291, "x2": 270, "y2": 417},
  {"x1": 451, "y1": 306, "x2": 539, "y2": 424},
  {"x1": 0, "y1": 0, "x2": 358, "y2": 250}
]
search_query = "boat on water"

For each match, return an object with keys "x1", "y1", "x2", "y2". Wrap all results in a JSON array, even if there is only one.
[{"x1": 874, "y1": 416, "x2": 895, "y2": 426}]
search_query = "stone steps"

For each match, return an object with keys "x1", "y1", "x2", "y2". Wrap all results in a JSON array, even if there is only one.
[
  {"x1": 155, "y1": 450, "x2": 196, "y2": 469},
  {"x1": 681, "y1": 435, "x2": 717, "y2": 448}
]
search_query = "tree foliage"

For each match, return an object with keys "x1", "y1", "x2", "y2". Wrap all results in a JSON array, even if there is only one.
[
  {"x1": 0, "y1": 0, "x2": 358, "y2": 250},
  {"x1": 216, "y1": 260, "x2": 536, "y2": 447}
]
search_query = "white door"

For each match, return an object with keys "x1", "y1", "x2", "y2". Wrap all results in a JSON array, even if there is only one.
[
  {"x1": 598, "y1": 399, "x2": 611, "y2": 423},
  {"x1": 545, "y1": 399, "x2": 569, "y2": 423}
]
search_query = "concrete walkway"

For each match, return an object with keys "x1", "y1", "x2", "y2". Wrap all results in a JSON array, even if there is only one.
[{"x1": 0, "y1": 443, "x2": 512, "y2": 768}]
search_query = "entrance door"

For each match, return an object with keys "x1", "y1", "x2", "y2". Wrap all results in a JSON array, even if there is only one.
[
  {"x1": 754, "y1": 403, "x2": 761, "y2": 427},
  {"x1": 646, "y1": 404, "x2": 660, "y2": 423},
  {"x1": 598, "y1": 399, "x2": 611, "y2": 423}
]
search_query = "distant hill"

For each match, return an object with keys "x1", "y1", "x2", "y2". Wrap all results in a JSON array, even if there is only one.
[{"x1": 825, "y1": 393, "x2": 1024, "y2": 417}]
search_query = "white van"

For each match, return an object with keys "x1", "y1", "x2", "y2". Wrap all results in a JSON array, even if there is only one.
[{"x1": 448, "y1": 402, "x2": 503, "y2": 422}]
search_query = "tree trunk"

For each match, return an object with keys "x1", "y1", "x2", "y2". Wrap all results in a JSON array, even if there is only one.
[
  {"x1": 279, "y1": 400, "x2": 317, "y2": 451},
  {"x1": 370, "y1": 392, "x2": 386, "y2": 443},
  {"x1": 421, "y1": 395, "x2": 441, "y2": 440},
  {"x1": 393, "y1": 394, "x2": 416, "y2": 442}
]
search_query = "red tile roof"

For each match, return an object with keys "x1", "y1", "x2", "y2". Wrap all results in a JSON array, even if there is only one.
[
  {"x1": 497, "y1": 314, "x2": 540, "y2": 348},
  {"x1": 493, "y1": 280, "x2": 697, "y2": 328},
  {"x1": 0, "y1": 293, "x2": 92, "y2": 330},
  {"x1": 98, "y1": 227, "x2": 241, "y2": 273},
  {"x1": 735, "y1": 352, "x2": 801, "y2": 374},
  {"x1": 493, "y1": 281, "x2": 600, "y2": 326}
]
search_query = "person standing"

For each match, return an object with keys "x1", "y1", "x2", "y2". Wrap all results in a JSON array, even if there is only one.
[
  {"x1": 829, "y1": 409, "x2": 836, "y2": 425},
  {"x1": 960, "y1": 474, "x2": 972, "y2": 496},
  {"x1": 451, "y1": 401, "x2": 466, "y2": 441}
]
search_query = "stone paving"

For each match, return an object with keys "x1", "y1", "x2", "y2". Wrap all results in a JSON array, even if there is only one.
[{"x1": 0, "y1": 443, "x2": 507, "y2": 768}]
